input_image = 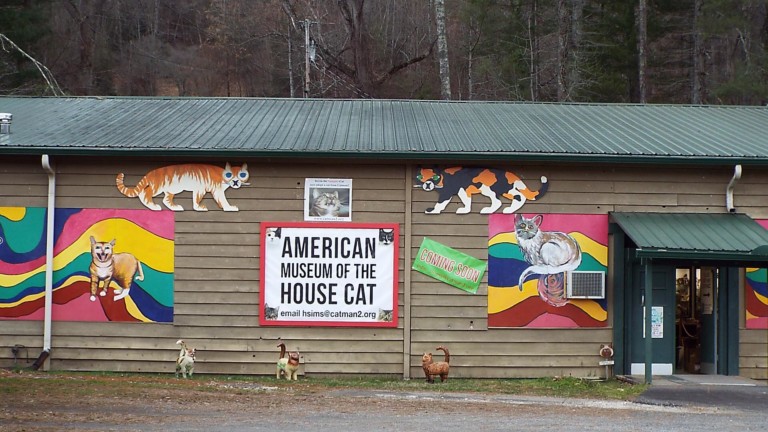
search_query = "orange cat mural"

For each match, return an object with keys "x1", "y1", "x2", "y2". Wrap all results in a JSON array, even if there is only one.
[{"x1": 116, "y1": 163, "x2": 249, "y2": 212}]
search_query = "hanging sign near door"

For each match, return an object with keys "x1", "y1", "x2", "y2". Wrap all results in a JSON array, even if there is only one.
[{"x1": 643, "y1": 306, "x2": 664, "y2": 338}]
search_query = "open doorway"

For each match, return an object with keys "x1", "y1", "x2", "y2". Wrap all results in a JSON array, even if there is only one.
[{"x1": 675, "y1": 267, "x2": 718, "y2": 374}]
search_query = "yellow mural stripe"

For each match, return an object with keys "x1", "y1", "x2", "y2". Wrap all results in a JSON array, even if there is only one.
[
  {"x1": 0, "y1": 290, "x2": 45, "y2": 308},
  {"x1": 488, "y1": 232, "x2": 517, "y2": 247},
  {"x1": 0, "y1": 207, "x2": 27, "y2": 221},
  {"x1": 2, "y1": 219, "x2": 172, "y2": 287},
  {"x1": 568, "y1": 232, "x2": 607, "y2": 266},
  {"x1": 488, "y1": 281, "x2": 536, "y2": 314},
  {"x1": 488, "y1": 281, "x2": 607, "y2": 320},
  {"x1": 124, "y1": 295, "x2": 152, "y2": 322},
  {"x1": 756, "y1": 290, "x2": 768, "y2": 306},
  {"x1": 0, "y1": 274, "x2": 90, "y2": 308},
  {"x1": 59, "y1": 219, "x2": 174, "y2": 272},
  {"x1": 489, "y1": 232, "x2": 607, "y2": 267},
  {"x1": 746, "y1": 311, "x2": 756, "y2": 320},
  {"x1": 571, "y1": 299, "x2": 608, "y2": 321}
]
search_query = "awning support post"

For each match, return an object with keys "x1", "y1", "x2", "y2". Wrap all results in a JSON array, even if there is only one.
[{"x1": 643, "y1": 257, "x2": 653, "y2": 384}]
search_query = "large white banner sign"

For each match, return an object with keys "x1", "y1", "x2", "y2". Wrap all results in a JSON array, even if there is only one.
[{"x1": 260, "y1": 222, "x2": 398, "y2": 327}]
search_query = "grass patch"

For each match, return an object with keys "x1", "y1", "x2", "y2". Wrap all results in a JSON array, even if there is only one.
[{"x1": 0, "y1": 370, "x2": 647, "y2": 401}]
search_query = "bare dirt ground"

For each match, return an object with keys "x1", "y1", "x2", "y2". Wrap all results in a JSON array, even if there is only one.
[{"x1": 1, "y1": 369, "x2": 766, "y2": 432}]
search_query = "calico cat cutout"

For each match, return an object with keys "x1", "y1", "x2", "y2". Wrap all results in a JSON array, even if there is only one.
[
  {"x1": 378, "y1": 228, "x2": 395, "y2": 245},
  {"x1": 414, "y1": 167, "x2": 548, "y2": 214},
  {"x1": 309, "y1": 189, "x2": 342, "y2": 217},
  {"x1": 422, "y1": 345, "x2": 450, "y2": 383},
  {"x1": 514, "y1": 214, "x2": 581, "y2": 307},
  {"x1": 116, "y1": 163, "x2": 249, "y2": 212},
  {"x1": 89, "y1": 236, "x2": 144, "y2": 302}
]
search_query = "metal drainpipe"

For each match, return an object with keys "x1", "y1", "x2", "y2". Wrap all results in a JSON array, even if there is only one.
[
  {"x1": 40, "y1": 155, "x2": 56, "y2": 368},
  {"x1": 726, "y1": 165, "x2": 742, "y2": 213}
]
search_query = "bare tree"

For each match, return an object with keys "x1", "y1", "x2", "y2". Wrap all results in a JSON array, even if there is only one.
[
  {"x1": 282, "y1": 0, "x2": 436, "y2": 98},
  {"x1": 636, "y1": 0, "x2": 648, "y2": 103},
  {"x1": 556, "y1": 0, "x2": 569, "y2": 100},
  {"x1": 435, "y1": 0, "x2": 451, "y2": 100}
]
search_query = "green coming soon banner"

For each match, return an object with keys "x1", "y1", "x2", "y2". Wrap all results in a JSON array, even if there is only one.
[{"x1": 412, "y1": 237, "x2": 486, "y2": 294}]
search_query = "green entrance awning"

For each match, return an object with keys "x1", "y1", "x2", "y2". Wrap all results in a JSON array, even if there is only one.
[{"x1": 611, "y1": 212, "x2": 768, "y2": 263}]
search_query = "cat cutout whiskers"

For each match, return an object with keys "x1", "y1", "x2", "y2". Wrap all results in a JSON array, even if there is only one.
[{"x1": 514, "y1": 214, "x2": 581, "y2": 307}]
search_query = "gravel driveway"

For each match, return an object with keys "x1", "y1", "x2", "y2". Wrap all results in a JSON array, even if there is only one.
[{"x1": 2, "y1": 372, "x2": 766, "y2": 432}]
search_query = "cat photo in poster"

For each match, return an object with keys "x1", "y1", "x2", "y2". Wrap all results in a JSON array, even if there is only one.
[{"x1": 305, "y1": 178, "x2": 352, "y2": 222}]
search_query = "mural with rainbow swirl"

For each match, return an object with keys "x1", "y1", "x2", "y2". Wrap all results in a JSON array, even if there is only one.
[
  {"x1": 746, "y1": 220, "x2": 768, "y2": 329},
  {"x1": 488, "y1": 213, "x2": 608, "y2": 328},
  {"x1": 0, "y1": 207, "x2": 174, "y2": 323}
]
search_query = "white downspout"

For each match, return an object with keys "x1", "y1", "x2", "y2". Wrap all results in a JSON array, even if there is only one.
[
  {"x1": 40, "y1": 155, "x2": 55, "y2": 369},
  {"x1": 726, "y1": 165, "x2": 742, "y2": 213}
]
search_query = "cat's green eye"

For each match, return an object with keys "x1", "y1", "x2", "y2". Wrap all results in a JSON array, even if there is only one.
[
  {"x1": 417, "y1": 174, "x2": 423, "y2": 181},
  {"x1": 432, "y1": 175, "x2": 440, "y2": 181}
]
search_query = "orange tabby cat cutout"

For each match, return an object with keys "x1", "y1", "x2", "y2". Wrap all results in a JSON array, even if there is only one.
[{"x1": 116, "y1": 163, "x2": 249, "y2": 212}]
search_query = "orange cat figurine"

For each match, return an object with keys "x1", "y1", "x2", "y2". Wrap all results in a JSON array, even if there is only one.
[
  {"x1": 116, "y1": 163, "x2": 249, "y2": 212},
  {"x1": 422, "y1": 345, "x2": 450, "y2": 383}
]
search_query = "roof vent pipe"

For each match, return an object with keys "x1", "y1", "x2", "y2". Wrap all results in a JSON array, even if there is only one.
[
  {"x1": 0, "y1": 113, "x2": 11, "y2": 134},
  {"x1": 726, "y1": 164, "x2": 742, "y2": 213}
]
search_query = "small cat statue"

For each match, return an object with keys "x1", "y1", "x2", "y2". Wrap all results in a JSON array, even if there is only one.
[
  {"x1": 309, "y1": 189, "x2": 343, "y2": 217},
  {"x1": 116, "y1": 163, "x2": 249, "y2": 212},
  {"x1": 276, "y1": 342, "x2": 300, "y2": 380},
  {"x1": 422, "y1": 345, "x2": 450, "y2": 383},
  {"x1": 88, "y1": 236, "x2": 144, "y2": 302},
  {"x1": 175, "y1": 339, "x2": 196, "y2": 379},
  {"x1": 514, "y1": 214, "x2": 581, "y2": 306}
]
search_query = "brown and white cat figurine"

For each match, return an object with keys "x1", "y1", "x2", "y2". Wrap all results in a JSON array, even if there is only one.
[
  {"x1": 276, "y1": 342, "x2": 300, "y2": 380},
  {"x1": 422, "y1": 345, "x2": 450, "y2": 383},
  {"x1": 89, "y1": 236, "x2": 144, "y2": 302},
  {"x1": 514, "y1": 214, "x2": 581, "y2": 304},
  {"x1": 175, "y1": 339, "x2": 196, "y2": 378},
  {"x1": 116, "y1": 163, "x2": 249, "y2": 212}
]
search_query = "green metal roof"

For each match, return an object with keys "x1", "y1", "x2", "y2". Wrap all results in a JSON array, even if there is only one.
[
  {"x1": 611, "y1": 212, "x2": 768, "y2": 263},
  {"x1": 1, "y1": 97, "x2": 768, "y2": 164}
]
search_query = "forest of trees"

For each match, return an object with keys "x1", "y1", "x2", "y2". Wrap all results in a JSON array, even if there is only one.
[{"x1": 1, "y1": 0, "x2": 767, "y2": 104}]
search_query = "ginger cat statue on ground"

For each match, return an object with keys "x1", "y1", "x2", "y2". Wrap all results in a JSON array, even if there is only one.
[{"x1": 422, "y1": 345, "x2": 450, "y2": 383}]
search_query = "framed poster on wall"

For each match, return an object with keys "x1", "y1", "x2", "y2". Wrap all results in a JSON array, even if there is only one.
[
  {"x1": 304, "y1": 178, "x2": 352, "y2": 221},
  {"x1": 260, "y1": 222, "x2": 398, "y2": 327}
]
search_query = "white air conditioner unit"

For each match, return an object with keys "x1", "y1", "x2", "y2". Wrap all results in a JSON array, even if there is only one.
[{"x1": 566, "y1": 271, "x2": 605, "y2": 299}]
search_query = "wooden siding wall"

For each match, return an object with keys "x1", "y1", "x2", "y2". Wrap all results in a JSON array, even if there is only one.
[{"x1": 0, "y1": 156, "x2": 766, "y2": 381}]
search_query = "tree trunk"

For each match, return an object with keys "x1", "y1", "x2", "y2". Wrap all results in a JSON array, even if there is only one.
[
  {"x1": 434, "y1": 0, "x2": 451, "y2": 100},
  {"x1": 557, "y1": 0, "x2": 569, "y2": 101},
  {"x1": 691, "y1": 0, "x2": 705, "y2": 104},
  {"x1": 636, "y1": 0, "x2": 648, "y2": 103},
  {"x1": 568, "y1": 0, "x2": 584, "y2": 101},
  {"x1": 528, "y1": 0, "x2": 539, "y2": 101}
]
